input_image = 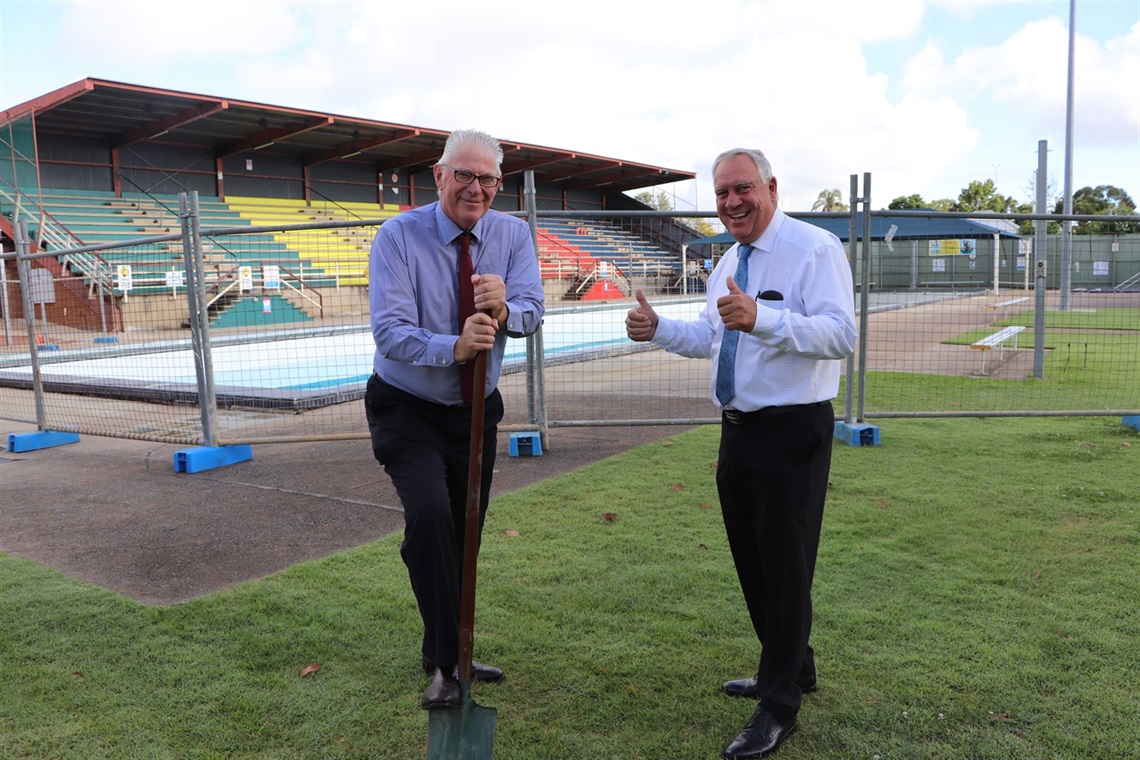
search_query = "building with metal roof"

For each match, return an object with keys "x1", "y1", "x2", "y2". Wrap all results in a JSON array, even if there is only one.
[{"x1": 1, "y1": 77, "x2": 693, "y2": 210}]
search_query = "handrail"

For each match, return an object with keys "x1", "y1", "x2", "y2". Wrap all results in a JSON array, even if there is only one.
[
  {"x1": 572, "y1": 262, "x2": 630, "y2": 298},
  {"x1": 1113, "y1": 271, "x2": 1140, "y2": 292},
  {"x1": 0, "y1": 183, "x2": 116, "y2": 292},
  {"x1": 200, "y1": 263, "x2": 324, "y2": 318},
  {"x1": 277, "y1": 266, "x2": 324, "y2": 317}
]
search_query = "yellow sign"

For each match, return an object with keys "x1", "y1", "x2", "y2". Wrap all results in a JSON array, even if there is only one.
[{"x1": 928, "y1": 239, "x2": 976, "y2": 256}]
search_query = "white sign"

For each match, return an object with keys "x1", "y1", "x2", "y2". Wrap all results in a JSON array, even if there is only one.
[
  {"x1": 29, "y1": 268, "x2": 56, "y2": 304},
  {"x1": 263, "y1": 265, "x2": 280, "y2": 289},
  {"x1": 239, "y1": 265, "x2": 254, "y2": 292},
  {"x1": 932, "y1": 258, "x2": 946, "y2": 273},
  {"x1": 165, "y1": 270, "x2": 186, "y2": 289},
  {"x1": 117, "y1": 264, "x2": 133, "y2": 291},
  {"x1": 1093, "y1": 261, "x2": 1110, "y2": 277}
]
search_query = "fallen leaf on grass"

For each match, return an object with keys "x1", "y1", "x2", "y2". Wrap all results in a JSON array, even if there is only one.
[
  {"x1": 877, "y1": 500, "x2": 890, "y2": 509},
  {"x1": 699, "y1": 503, "x2": 711, "y2": 510},
  {"x1": 505, "y1": 529, "x2": 520, "y2": 537},
  {"x1": 1083, "y1": 443, "x2": 1096, "y2": 450},
  {"x1": 1033, "y1": 569, "x2": 1043, "y2": 579},
  {"x1": 1121, "y1": 441, "x2": 1131, "y2": 447},
  {"x1": 300, "y1": 663, "x2": 322, "y2": 678},
  {"x1": 660, "y1": 440, "x2": 674, "y2": 447},
  {"x1": 601, "y1": 513, "x2": 617, "y2": 523},
  {"x1": 671, "y1": 483, "x2": 684, "y2": 491}
]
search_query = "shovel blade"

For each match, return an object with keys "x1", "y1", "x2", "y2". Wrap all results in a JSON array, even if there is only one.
[{"x1": 426, "y1": 681, "x2": 497, "y2": 760}]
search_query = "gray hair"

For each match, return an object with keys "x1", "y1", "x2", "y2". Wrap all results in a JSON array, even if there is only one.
[
  {"x1": 712, "y1": 148, "x2": 774, "y2": 184},
  {"x1": 440, "y1": 129, "x2": 504, "y2": 171}
]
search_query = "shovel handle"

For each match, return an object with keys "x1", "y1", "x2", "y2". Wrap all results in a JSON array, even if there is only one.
[{"x1": 458, "y1": 346, "x2": 490, "y2": 683}]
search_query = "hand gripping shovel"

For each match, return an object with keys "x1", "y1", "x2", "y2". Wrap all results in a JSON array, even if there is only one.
[{"x1": 426, "y1": 348, "x2": 496, "y2": 759}]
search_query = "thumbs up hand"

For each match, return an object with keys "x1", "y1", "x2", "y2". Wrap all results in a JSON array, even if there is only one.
[
  {"x1": 717, "y1": 275, "x2": 757, "y2": 332},
  {"x1": 625, "y1": 289, "x2": 659, "y2": 341}
]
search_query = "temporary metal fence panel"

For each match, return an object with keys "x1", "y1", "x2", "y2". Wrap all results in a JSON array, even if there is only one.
[{"x1": 4, "y1": 187, "x2": 1139, "y2": 460}]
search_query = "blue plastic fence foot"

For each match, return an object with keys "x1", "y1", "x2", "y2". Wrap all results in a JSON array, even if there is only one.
[
  {"x1": 173, "y1": 444, "x2": 254, "y2": 473},
  {"x1": 94, "y1": 336, "x2": 118, "y2": 344},
  {"x1": 834, "y1": 421, "x2": 881, "y2": 447},
  {"x1": 509, "y1": 431, "x2": 543, "y2": 457},
  {"x1": 1123, "y1": 415, "x2": 1140, "y2": 433},
  {"x1": 7, "y1": 430, "x2": 81, "y2": 453}
]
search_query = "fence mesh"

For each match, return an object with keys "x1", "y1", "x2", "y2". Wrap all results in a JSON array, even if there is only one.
[{"x1": 3, "y1": 194, "x2": 1139, "y2": 456}]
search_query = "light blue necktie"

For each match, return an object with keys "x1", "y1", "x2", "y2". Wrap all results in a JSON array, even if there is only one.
[{"x1": 715, "y1": 244, "x2": 752, "y2": 407}]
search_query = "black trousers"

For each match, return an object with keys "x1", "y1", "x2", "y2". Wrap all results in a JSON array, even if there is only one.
[
  {"x1": 716, "y1": 401, "x2": 834, "y2": 720},
  {"x1": 364, "y1": 374, "x2": 503, "y2": 670}
]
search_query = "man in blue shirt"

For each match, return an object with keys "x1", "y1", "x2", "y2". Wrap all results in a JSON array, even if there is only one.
[
  {"x1": 365, "y1": 129, "x2": 545, "y2": 710},
  {"x1": 626, "y1": 148, "x2": 856, "y2": 759}
]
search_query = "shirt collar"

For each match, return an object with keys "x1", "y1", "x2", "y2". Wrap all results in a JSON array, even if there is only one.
[
  {"x1": 434, "y1": 203, "x2": 486, "y2": 245},
  {"x1": 743, "y1": 208, "x2": 786, "y2": 253}
]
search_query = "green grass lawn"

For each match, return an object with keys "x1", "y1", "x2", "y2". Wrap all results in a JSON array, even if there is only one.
[{"x1": 2, "y1": 416, "x2": 1139, "y2": 759}]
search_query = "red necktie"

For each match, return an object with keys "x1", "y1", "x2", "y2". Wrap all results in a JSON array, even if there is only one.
[{"x1": 457, "y1": 232, "x2": 476, "y2": 406}]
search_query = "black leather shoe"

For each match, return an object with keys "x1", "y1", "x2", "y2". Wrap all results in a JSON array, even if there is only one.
[
  {"x1": 420, "y1": 668, "x2": 461, "y2": 710},
  {"x1": 422, "y1": 655, "x2": 505, "y2": 683},
  {"x1": 722, "y1": 672, "x2": 817, "y2": 699},
  {"x1": 723, "y1": 705, "x2": 797, "y2": 759}
]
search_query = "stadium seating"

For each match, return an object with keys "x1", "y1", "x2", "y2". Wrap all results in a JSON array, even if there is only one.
[
  {"x1": 23, "y1": 190, "x2": 676, "y2": 312},
  {"x1": 23, "y1": 190, "x2": 402, "y2": 325},
  {"x1": 224, "y1": 196, "x2": 398, "y2": 287},
  {"x1": 536, "y1": 218, "x2": 678, "y2": 299}
]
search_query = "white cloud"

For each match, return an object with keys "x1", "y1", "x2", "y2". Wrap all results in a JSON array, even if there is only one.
[
  {"x1": 62, "y1": 0, "x2": 305, "y2": 60},
  {"x1": 5, "y1": 0, "x2": 1135, "y2": 210}
]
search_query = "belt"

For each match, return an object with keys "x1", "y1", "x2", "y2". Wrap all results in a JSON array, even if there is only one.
[{"x1": 722, "y1": 401, "x2": 828, "y2": 425}]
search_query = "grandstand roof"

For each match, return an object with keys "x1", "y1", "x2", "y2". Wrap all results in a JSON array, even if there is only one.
[{"x1": 1, "y1": 78, "x2": 694, "y2": 193}]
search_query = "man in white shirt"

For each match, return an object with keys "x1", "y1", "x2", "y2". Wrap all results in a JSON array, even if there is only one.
[{"x1": 626, "y1": 148, "x2": 857, "y2": 759}]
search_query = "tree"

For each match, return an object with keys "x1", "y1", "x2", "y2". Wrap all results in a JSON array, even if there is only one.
[
  {"x1": 634, "y1": 189, "x2": 672, "y2": 210},
  {"x1": 811, "y1": 188, "x2": 848, "y2": 212},
  {"x1": 633, "y1": 189, "x2": 716, "y2": 236},
  {"x1": 1054, "y1": 185, "x2": 1140, "y2": 235},
  {"x1": 956, "y1": 179, "x2": 1017, "y2": 213},
  {"x1": 888, "y1": 194, "x2": 927, "y2": 210}
]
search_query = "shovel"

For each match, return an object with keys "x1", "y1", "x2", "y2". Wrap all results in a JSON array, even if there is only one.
[{"x1": 426, "y1": 347, "x2": 496, "y2": 759}]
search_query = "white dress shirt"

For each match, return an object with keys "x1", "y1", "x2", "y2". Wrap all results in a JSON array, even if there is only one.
[{"x1": 653, "y1": 209, "x2": 858, "y2": 410}]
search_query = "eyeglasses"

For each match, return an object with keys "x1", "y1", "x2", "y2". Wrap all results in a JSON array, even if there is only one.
[{"x1": 439, "y1": 164, "x2": 501, "y2": 188}]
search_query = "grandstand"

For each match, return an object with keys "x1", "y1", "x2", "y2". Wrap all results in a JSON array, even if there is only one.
[{"x1": 1, "y1": 78, "x2": 699, "y2": 336}]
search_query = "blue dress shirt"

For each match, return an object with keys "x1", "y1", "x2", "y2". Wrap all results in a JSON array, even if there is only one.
[
  {"x1": 369, "y1": 203, "x2": 545, "y2": 405},
  {"x1": 653, "y1": 209, "x2": 857, "y2": 410}
]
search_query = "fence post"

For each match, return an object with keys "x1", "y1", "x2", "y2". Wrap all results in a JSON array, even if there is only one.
[
  {"x1": 6, "y1": 219, "x2": 80, "y2": 452},
  {"x1": 1033, "y1": 141, "x2": 1048, "y2": 380},
  {"x1": 858, "y1": 172, "x2": 872, "y2": 421},
  {"x1": 523, "y1": 170, "x2": 549, "y2": 450},
  {"x1": 843, "y1": 175, "x2": 857, "y2": 426},
  {"x1": 834, "y1": 174, "x2": 881, "y2": 448}
]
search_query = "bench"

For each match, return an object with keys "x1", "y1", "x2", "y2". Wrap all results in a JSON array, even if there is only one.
[
  {"x1": 970, "y1": 325, "x2": 1026, "y2": 374},
  {"x1": 988, "y1": 296, "x2": 1029, "y2": 311}
]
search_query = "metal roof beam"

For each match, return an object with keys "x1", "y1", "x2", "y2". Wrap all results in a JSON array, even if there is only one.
[
  {"x1": 220, "y1": 115, "x2": 334, "y2": 157},
  {"x1": 120, "y1": 101, "x2": 227, "y2": 146},
  {"x1": 307, "y1": 127, "x2": 422, "y2": 166}
]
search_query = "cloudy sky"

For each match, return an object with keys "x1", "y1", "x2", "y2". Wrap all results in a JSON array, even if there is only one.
[{"x1": 1, "y1": 0, "x2": 1138, "y2": 215}]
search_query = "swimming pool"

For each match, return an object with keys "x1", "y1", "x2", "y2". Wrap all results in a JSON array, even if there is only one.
[
  {"x1": 0, "y1": 291, "x2": 953, "y2": 409},
  {"x1": 0, "y1": 301, "x2": 704, "y2": 409}
]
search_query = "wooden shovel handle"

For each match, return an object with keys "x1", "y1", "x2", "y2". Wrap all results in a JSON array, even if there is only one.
[{"x1": 458, "y1": 346, "x2": 489, "y2": 682}]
